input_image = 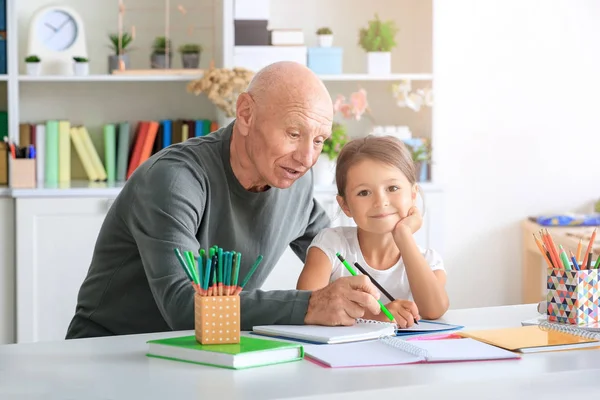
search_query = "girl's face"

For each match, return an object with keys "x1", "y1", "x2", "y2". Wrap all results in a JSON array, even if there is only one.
[{"x1": 337, "y1": 159, "x2": 417, "y2": 235}]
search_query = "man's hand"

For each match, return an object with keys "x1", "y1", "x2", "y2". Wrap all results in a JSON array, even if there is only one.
[{"x1": 304, "y1": 275, "x2": 382, "y2": 326}]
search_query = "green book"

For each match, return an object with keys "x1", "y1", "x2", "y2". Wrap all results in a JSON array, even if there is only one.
[{"x1": 146, "y1": 335, "x2": 304, "y2": 370}]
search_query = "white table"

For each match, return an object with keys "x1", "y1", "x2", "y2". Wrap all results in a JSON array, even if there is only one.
[{"x1": 1, "y1": 304, "x2": 599, "y2": 399}]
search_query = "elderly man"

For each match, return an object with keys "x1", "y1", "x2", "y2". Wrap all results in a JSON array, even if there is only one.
[{"x1": 66, "y1": 61, "x2": 381, "y2": 339}]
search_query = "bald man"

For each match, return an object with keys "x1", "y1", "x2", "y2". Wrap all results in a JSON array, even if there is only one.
[{"x1": 65, "y1": 61, "x2": 382, "y2": 339}]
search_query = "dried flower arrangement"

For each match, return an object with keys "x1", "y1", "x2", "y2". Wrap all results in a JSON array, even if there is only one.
[{"x1": 187, "y1": 67, "x2": 255, "y2": 117}]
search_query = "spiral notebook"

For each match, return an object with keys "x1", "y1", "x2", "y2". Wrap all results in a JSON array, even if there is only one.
[
  {"x1": 460, "y1": 323, "x2": 600, "y2": 353},
  {"x1": 304, "y1": 336, "x2": 520, "y2": 368}
]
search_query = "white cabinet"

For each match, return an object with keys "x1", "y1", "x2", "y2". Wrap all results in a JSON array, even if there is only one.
[
  {"x1": 15, "y1": 197, "x2": 114, "y2": 343},
  {"x1": 0, "y1": 197, "x2": 15, "y2": 344}
]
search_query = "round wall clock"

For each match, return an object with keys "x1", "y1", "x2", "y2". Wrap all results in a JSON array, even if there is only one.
[{"x1": 27, "y1": 6, "x2": 88, "y2": 75}]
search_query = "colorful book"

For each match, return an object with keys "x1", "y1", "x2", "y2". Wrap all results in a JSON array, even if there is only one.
[{"x1": 146, "y1": 335, "x2": 304, "y2": 370}]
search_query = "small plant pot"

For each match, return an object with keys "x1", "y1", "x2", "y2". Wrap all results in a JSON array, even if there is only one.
[
  {"x1": 73, "y1": 62, "x2": 89, "y2": 76},
  {"x1": 317, "y1": 34, "x2": 333, "y2": 47},
  {"x1": 151, "y1": 53, "x2": 172, "y2": 69},
  {"x1": 26, "y1": 62, "x2": 41, "y2": 76},
  {"x1": 366, "y1": 51, "x2": 391, "y2": 75},
  {"x1": 181, "y1": 53, "x2": 200, "y2": 69},
  {"x1": 108, "y1": 54, "x2": 130, "y2": 73}
]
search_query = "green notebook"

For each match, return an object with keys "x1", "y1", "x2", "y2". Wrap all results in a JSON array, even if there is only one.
[{"x1": 146, "y1": 335, "x2": 304, "y2": 370}]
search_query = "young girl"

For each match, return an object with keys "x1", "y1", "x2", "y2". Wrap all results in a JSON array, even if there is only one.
[{"x1": 297, "y1": 135, "x2": 449, "y2": 327}]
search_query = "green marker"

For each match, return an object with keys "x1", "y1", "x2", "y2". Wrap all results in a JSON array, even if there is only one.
[{"x1": 336, "y1": 252, "x2": 395, "y2": 323}]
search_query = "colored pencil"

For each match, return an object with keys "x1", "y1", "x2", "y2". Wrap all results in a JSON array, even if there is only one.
[
  {"x1": 354, "y1": 262, "x2": 396, "y2": 303},
  {"x1": 580, "y1": 228, "x2": 597, "y2": 270},
  {"x1": 533, "y1": 234, "x2": 554, "y2": 269},
  {"x1": 558, "y1": 245, "x2": 571, "y2": 271},
  {"x1": 234, "y1": 255, "x2": 263, "y2": 295},
  {"x1": 569, "y1": 249, "x2": 580, "y2": 271},
  {"x1": 576, "y1": 238, "x2": 583, "y2": 264}
]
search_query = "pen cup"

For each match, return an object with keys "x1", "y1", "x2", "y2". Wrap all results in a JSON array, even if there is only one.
[
  {"x1": 9, "y1": 158, "x2": 36, "y2": 188},
  {"x1": 194, "y1": 293, "x2": 241, "y2": 344},
  {"x1": 547, "y1": 268, "x2": 599, "y2": 325}
]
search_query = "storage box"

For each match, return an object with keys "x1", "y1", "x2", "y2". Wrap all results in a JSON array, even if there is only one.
[
  {"x1": 233, "y1": 46, "x2": 307, "y2": 72},
  {"x1": 9, "y1": 158, "x2": 36, "y2": 188},
  {"x1": 194, "y1": 293, "x2": 241, "y2": 344},
  {"x1": 234, "y1": 20, "x2": 270, "y2": 46},
  {"x1": 547, "y1": 268, "x2": 599, "y2": 325},
  {"x1": 234, "y1": 0, "x2": 270, "y2": 20},
  {"x1": 307, "y1": 47, "x2": 343, "y2": 75}
]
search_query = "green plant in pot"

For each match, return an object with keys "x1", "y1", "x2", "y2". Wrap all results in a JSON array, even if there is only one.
[
  {"x1": 314, "y1": 122, "x2": 349, "y2": 186},
  {"x1": 358, "y1": 13, "x2": 398, "y2": 75},
  {"x1": 108, "y1": 32, "x2": 134, "y2": 73},
  {"x1": 25, "y1": 55, "x2": 41, "y2": 76},
  {"x1": 316, "y1": 27, "x2": 333, "y2": 47},
  {"x1": 406, "y1": 139, "x2": 431, "y2": 182},
  {"x1": 179, "y1": 43, "x2": 202, "y2": 69},
  {"x1": 151, "y1": 36, "x2": 172, "y2": 69}
]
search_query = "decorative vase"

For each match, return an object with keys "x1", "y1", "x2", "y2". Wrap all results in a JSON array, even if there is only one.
[
  {"x1": 317, "y1": 35, "x2": 333, "y2": 47},
  {"x1": 108, "y1": 54, "x2": 130, "y2": 73},
  {"x1": 366, "y1": 52, "x2": 391, "y2": 75},
  {"x1": 182, "y1": 53, "x2": 200, "y2": 69},
  {"x1": 151, "y1": 53, "x2": 172, "y2": 69},
  {"x1": 313, "y1": 154, "x2": 336, "y2": 187},
  {"x1": 26, "y1": 62, "x2": 41, "y2": 76},
  {"x1": 73, "y1": 62, "x2": 89, "y2": 76}
]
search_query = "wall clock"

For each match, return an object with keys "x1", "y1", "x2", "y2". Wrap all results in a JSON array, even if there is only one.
[{"x1": 27, "y1": 6, "x2": 88, "y2": 75}]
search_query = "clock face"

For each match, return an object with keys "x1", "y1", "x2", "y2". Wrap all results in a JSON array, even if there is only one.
[{"x1": 37, "y1": 10, "x2": 78, "y2": 51}]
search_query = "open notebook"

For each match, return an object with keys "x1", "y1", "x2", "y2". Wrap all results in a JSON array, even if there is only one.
[
  {"x1": 304, "y1": 336, "x2": 519, "y2": 368},
  {"x1": 252, "y1": 319, "x2": 462, "y2": 345},
  {"x1": 460, "y1": 324, "x2": 600, "y2": 353}
]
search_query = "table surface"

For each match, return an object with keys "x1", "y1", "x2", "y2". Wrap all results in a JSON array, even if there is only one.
[{"x1": 1, "y1": 303, "x2": 599, "y2": 399}]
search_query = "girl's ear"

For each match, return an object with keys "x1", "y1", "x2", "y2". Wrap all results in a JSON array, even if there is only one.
[
  {"x1": 336, "y1": 195, "x2": 352, "y2": 218},
  {"x1": 411, "y1": 184, "x2": 419, "y2": 204}
]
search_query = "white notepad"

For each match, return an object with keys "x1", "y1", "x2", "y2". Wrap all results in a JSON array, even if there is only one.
[
  {"x1": 304, "y1": 337, "x2": 520, "y2": 368},
  {"x1": 252, "y1": 320, "x2": 397, "y2": 344}
]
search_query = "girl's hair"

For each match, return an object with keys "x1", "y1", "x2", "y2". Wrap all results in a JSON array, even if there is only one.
[{"x1": 335, "y1": 135, "x2": 417, "y2": 198}]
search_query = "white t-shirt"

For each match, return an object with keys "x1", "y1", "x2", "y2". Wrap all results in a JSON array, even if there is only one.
[{"x1": 307, "y1": 226, "x2": 445, "y2": 301}]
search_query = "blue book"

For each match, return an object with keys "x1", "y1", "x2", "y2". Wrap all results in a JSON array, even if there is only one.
[{"x1": 161, "y1": 120, "x2": 172, "y2": 148}]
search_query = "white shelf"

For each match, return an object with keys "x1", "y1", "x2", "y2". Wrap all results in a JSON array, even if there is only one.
[
  {"x1": 18, "y1": 74, "x2": 202, "y2": 82},
  {"x1": 318, "y1": 73, "x2": 433, "y2": 81},
  {"x1": 0, "y1": 75, "x2": 8, "y2": 81}
]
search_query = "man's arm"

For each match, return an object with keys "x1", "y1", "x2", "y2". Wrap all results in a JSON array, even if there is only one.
[
  {"x1": 125, "y1": 161, "x2": 203, "y2": 331},
  {"x1": 289, "y1": 197, "x2": 331, "y2": 262}
]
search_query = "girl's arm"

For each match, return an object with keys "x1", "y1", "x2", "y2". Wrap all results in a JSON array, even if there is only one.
[
  {"x1": 296, "y1": 247, "x2": 333, "y2": 290},
  {"x1": 394, "y1": 225, "x2": 449, "y2": 319}
]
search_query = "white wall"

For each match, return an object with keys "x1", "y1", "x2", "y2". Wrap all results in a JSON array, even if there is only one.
[{"x1": 433, "y1": 0, "x2": 600, "y2": 308}]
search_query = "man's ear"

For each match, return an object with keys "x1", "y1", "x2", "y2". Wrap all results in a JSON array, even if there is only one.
[
  {"x1": 336, "y1": 195, "x2": 352, "y2": 218},
  {"x1": 235, "y1": 92, "x2": 254, "y2": 137}
]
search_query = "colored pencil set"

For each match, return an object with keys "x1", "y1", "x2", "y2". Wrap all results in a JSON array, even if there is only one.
[
  {"x1": 174, "y1": 247, "x2": 263, "y2": 296},
  {"x1": 533, "y1": 228, "x2": 599, "y2": 271}
]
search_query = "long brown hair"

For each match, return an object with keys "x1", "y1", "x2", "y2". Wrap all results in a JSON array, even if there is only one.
[{"x1": 335, "y1": 135, "x2": 416, "y2": 197}]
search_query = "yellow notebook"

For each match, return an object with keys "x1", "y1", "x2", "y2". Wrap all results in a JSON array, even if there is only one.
[{"x1": 460, "y1": 324, "x2": 600, "y2": 353}]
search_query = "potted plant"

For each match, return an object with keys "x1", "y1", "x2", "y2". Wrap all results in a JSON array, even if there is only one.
[
  {"x1": 316, "y1": 27, "x2": 333, "y2": 47},
  {"x1": 151, "y1": 36, "x2": 172, "y2": 69},
  {"x1": 108, "y1": 32, "x2": 134, "y2": 73},
  {"x1": 178, "y1": 44, "x2": 202, "y2": 69},
  {"x1": 406, "y1": 139, "x2": 431, "y2": 182},
  {"x1": 25, "y1": 55, "x2": 41, "y2": 76},
  {"x1": 358, "y1": 14, "x2": 398, "y2": 75},
  {"x1": 313, "y1": 123, "x2": 348, "y2": 186},
  {"x1": 73, "y1": 56, "x2": 89, "y2": 76}
]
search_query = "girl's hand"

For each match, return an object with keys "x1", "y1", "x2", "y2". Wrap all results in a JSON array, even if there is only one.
[
  {"x1": 364, "y1": 299, "x2": 421, "y2": 328},
  {"x1": 394, "y1": 206, "x2": 423, "y2": 236}
]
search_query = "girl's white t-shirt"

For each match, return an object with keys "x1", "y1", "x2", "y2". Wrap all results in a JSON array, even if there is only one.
[{"x1": 307, "y1": 226, "x2": 445, "y2": 301}]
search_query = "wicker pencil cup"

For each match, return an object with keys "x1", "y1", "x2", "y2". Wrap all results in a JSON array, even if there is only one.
[
  {"x1": 194, "y1": 293, "x2": 241, "y2": 344},
  {"x1": 547, "y1": 268, "x2": 599, "y2": 325}
]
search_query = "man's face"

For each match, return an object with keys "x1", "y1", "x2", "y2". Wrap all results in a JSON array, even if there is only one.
[{"x1": 245, "y1": 97, "x2": 333, "y2": 189}]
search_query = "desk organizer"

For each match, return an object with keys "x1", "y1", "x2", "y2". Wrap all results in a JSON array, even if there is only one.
[
  {"x1": 9, "y1": 158, "x2": 36, "y2": 188},
  {"x1": 195, "y1": 293, "x2": 241, "y2": 344},
  {"x1": 547, "y1": 268, "x2": 599, "y2": 325}
]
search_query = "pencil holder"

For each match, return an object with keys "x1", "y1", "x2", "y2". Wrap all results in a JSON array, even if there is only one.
[
  {"x1": 547, "y1": 268, "x2": 599, "y2": 325},
  {"x1": 9, "y1": 158, "x2": 36, "y2": 188},
  {"x1": 194, "y1": 293, "x2": 241, "y2": 344}
]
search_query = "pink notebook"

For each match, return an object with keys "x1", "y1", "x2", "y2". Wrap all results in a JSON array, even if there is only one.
[{"x1": 304, "y1": 337, "x2": 520, "y2": 368}]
